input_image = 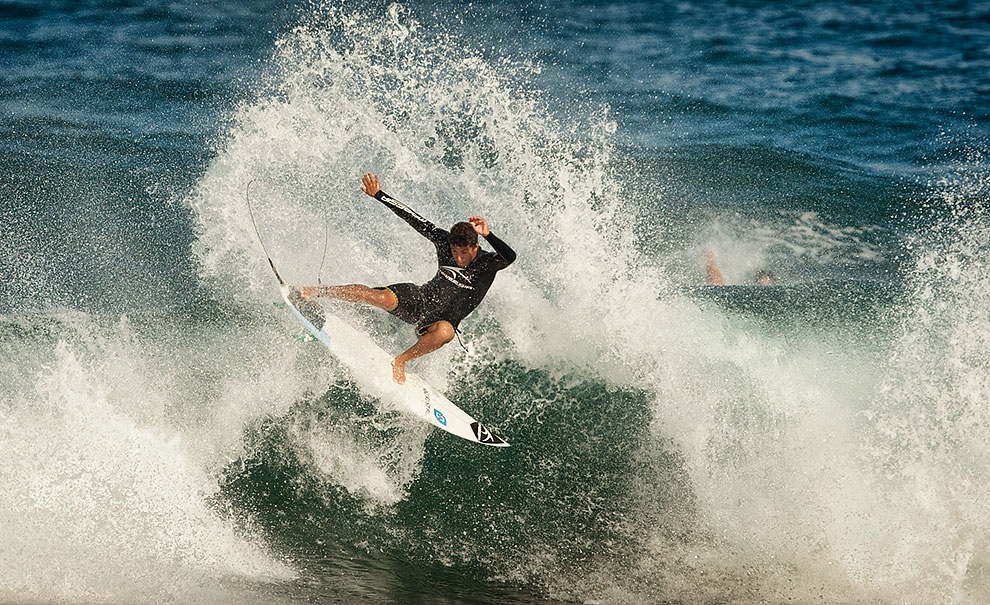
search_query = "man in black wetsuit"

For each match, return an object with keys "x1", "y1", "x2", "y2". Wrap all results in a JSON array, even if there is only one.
[{"x1": 300, "y1": 173, "x2": 516, "y2": 384}]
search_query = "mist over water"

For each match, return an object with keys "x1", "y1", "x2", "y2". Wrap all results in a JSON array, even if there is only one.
[{"x1": 3, "y1": 0, "x2": 989, "y2": 603}]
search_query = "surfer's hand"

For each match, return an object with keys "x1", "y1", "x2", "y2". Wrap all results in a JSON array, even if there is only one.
[
  {"x1": 468, "y1": 216, "x2": 489, "y2": 237},
  {"x1": 360, "y1": 173, "x2": 381, "y2": 198}
]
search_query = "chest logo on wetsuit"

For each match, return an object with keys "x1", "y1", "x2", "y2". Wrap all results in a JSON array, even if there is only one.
[{"x1": 439, "y1": 266, "x2": 475, "y2": 290}]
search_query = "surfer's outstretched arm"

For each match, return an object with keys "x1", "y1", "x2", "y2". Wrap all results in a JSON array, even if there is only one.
[
  {"x1": 391, "y1": 320, "x2": 455, "y2": 384},
  {"x1": 361, "y1": 173, "x2": 447, "y2": 245}
]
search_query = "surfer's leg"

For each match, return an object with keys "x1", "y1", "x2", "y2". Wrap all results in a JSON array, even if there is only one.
[
  {"x1": 391, "y1": 321, "x2": 455, "y2": 384},
  {"x1": 299, "y1": 284, "x2": 398, "y2": 311}
]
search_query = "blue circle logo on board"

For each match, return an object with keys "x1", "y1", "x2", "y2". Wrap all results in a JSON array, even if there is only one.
[{"x1": 434, "y1": 409, "x2": 448, "y2": 426}]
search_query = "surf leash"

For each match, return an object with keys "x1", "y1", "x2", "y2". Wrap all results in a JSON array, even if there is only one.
[
  {"x1": 317, "y1": 220, "x2": 329, "y2": 286},
  {"x1": 245, "y1": 178, "x2": 285, "y2": 286}
]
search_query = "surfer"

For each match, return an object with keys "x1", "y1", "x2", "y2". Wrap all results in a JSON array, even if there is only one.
[{"x1": 300, "y1": 173, "x2": 516, "y2": 384}]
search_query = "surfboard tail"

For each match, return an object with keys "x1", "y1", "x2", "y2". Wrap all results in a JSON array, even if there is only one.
[{"x1": 471, "y1": 421, "x2": 509, "y2": 447}]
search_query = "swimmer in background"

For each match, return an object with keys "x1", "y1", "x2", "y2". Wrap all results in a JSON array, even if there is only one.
[{"x1": 705, "y1": 250, "x2": 775, "y2": 286}]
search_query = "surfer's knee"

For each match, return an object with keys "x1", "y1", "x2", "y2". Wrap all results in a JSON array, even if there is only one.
[
  {"x1": 375, "y1": 287, "x2": 399, "y2": 311},
  {"x1": 430, "y1": 321, "x2": 455, "y2": 344}
]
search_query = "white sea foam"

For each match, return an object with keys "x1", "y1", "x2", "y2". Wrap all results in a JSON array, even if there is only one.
[{"x1": 0, "y1": 317, "x2": 296, "y2": 603}]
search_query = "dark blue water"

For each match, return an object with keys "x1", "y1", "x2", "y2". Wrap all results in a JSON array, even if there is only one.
[
  {"x1": 2, "y1": 0, "x2": 299, "y2": 313},
  {"x1": 3, "y1": 1, "x2": 989, "y2": 603}
]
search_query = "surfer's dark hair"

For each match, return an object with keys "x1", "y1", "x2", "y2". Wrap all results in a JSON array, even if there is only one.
[{"x1": 448, "y1": 222, "x2": 478, "y2": 247}]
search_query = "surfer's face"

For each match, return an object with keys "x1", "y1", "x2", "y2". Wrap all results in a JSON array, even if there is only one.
[{"x1": 451, "y1": 244, "x2": 479, "y2": 268}]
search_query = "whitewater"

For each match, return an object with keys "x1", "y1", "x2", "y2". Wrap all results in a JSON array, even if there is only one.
[{"x1": 2, "y1": 1, "x2": 989, "y2": 603}]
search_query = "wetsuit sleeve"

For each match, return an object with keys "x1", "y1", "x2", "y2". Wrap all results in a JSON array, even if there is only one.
[
  {"x1": 374, "y1": 190, "x2": 447, "y2": 245},
  {"x1": 484, "y1": 232, "x2": 516, "y2": 267}
]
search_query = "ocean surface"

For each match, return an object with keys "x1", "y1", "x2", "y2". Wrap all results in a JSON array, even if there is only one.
[{"x1": 2, "y1": 0, "x2": 989, "y2": 603}]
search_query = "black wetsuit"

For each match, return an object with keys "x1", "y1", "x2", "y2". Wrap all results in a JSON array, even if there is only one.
[{"x1": 373, "y1": 190, "x2": 516, "y2": 334}]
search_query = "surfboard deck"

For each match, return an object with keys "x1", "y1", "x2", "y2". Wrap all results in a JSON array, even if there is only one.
[{"x1": 279, "y1": 285, "x2": 508, "y2": 447}]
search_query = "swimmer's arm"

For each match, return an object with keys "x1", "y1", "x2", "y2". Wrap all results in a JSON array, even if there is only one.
[{"x1": 705, "y1": 250, "x2": 724, "y2": 285}]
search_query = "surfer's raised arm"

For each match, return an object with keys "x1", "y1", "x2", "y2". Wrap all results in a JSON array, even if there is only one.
[
  {"x1": 361, "y1": 172, "x2": 444, "y2": 243},
  {"x1": 470, "y1": 216, "x2": 516, "y2": 265},
  {"x1": 468, "y1": 216, "x2": 516, "y2": 266}
]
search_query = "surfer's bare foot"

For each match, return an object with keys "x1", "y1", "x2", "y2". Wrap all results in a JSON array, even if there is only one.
[
  {"x1": 391, "y1": 357, "x2": 407, "y2": 384},
  {"x1": 299, "y1": 286, "x2": 318, "y2": 301}
]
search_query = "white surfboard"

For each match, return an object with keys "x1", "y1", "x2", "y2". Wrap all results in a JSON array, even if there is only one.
[{"x1": 279, "y1": 285, "x2": 509, "y2": 447}]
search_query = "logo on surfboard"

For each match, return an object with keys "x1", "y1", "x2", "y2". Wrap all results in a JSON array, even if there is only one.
[
  {"x1": 470, "y1": 421, "x2": 506, "y2": 445},
  {"x1": 434, "y1": 409, "x2": 448, "y2": 426}
]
